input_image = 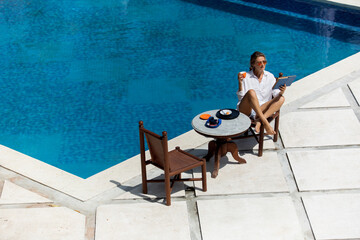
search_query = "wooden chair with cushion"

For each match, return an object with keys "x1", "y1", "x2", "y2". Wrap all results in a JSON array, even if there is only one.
[{"x1": 139, "y1": 121, "x2": 207, "y2": 206}]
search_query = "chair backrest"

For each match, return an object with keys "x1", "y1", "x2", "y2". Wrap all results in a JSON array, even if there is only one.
[{"x1": 139, "y1": 121, "x2": 169, "y2": 169}]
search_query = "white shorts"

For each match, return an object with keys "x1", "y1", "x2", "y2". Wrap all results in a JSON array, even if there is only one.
[{"x1": 249, "y1": 109, "x2": 256, "y2": 119}]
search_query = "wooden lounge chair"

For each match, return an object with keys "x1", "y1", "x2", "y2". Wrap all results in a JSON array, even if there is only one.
[{"x1": 139, "y1": 121, "x2": 207, "y2": 206}]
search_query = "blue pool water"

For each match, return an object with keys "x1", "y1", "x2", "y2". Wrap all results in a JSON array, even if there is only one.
[{"x1": 0, "y1": 0, "x2": 359, "y2": 178}]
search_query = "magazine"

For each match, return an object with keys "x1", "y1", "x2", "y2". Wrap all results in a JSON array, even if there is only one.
[{"x1": 273, "y1": 75, "x2": 296, "y2": 89}]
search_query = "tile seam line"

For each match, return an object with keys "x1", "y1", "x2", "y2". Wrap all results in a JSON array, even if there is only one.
[
  {"x1": 299, "y1": 189, "x2": 360, "y2": 194},
  {"x1": 347, "y1": 84, "x2": 360, "y2": 106},
  {"x1": 281, "y1": 144, "x2": 360, "y2": 150},
  {"x1": 299, "y1": 197, "x2": 317, "y2": 239},
  {"x1": 0, "y1": 165, "x2": 86, "y2": 202},
  {"x1": 194, "y1": 192, "x2": 292, "y2": 199}
]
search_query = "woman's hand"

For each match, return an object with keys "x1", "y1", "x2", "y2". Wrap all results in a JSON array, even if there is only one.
[
  {"x1": 279, "y1": 84, "x2": 286, "y2": 95},
  {"x1": 237, "y1": 72, "x2": 245, "y2": 91},
  {"x1": 238, "y1": 72, "x2": 245, "y2": 83}
]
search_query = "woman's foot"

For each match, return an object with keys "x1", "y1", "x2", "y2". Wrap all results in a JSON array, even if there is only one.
[
  {"x1": 264, "y1": 124, "x2": 276, "y2": 135},
  {"x1": 254, "y1": 121, "x2": 276, "y2": 135}
]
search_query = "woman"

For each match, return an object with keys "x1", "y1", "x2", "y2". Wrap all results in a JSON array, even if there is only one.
[{"x1": 237, "y1": 51, "x2": 286, "y2": 135}]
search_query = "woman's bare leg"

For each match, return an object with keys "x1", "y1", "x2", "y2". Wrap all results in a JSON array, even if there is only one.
[
  {"x1": 254, "y1": 95, "x2": 285, "y2": 132},
  {"x1": 238, "y1": 89, "x2": 276, "y2": 135}
]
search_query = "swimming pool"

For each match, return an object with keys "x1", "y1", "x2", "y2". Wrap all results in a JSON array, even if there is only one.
[{"x1": 0, "y1": 0, "x2": 359, "y2": 178}]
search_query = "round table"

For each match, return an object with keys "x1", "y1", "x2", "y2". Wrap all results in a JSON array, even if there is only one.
[{"x1": 191, "y1": 109, "x2": 251, "y2": 178}]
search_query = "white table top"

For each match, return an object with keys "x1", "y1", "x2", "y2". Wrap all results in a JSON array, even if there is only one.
[{"x1": 191, "y1": 109, "x2": 251, "y2": 138}]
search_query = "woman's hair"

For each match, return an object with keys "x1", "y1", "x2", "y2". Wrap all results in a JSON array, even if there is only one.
[{"x1": 249, "y1": 51, "x2": 266, "y2": 71}]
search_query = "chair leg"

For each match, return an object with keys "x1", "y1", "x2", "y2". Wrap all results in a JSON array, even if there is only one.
[
  {"x1": 141, "y1": 165, "x2": 148, "y2": 194},
  {"x1": 258, "y1": 124, "x2": 264, "y2": 157},
  {"x1": 165, "y1": 173, "x2": 171, "y2": 206},
  {"x1": 273, "y1": 115, "x2": 280, "y2": 142},
  {"x1": 201, "y1": 161, "x2": 207, "y2": 192}
]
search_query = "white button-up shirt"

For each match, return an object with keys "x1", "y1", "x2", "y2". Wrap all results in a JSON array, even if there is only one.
[{"x1": 236, "y1": 70, "x2": 280, "y2": 108}]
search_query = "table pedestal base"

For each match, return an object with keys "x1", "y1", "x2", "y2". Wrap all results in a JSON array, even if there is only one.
[{"x1": 204, "y1": 138, "x2": 246, "y2": 178}]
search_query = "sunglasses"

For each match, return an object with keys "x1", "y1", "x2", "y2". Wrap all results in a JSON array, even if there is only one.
[{"x1": 256, "y1": 60, "x2": 267, "y2": 66}]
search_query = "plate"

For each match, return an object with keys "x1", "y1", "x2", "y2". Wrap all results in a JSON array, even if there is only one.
[
  {"x1": 220, "y1": 109, "x2": 232, "y2": 115},
  {"x1": 216, "y1": 109, "x2": 240, "y2": 120},
  {"x1": 200, "y1": 114, "x2": 211, "y2": 120}
]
